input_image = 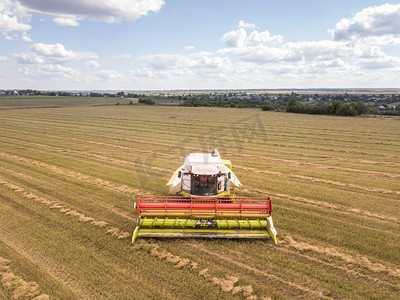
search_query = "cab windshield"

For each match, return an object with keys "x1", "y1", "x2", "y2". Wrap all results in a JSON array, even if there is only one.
[{"x1": 191, "y1": 175, "x2": 217, "y2": 196}]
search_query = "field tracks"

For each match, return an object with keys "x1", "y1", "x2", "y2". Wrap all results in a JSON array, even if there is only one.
[
  {"x1": 2, "y1": 138, "x2": 398, "y2": 229},
  {"x1": 0, "y1": 151, "x2": 142, "y2": 198},
  {"x1": 2, "y1": 124, "x2": 400, "y2": 176},
  {"x1": 185, "y1": 241, "x2": 332, "y2": 299},
  {"x1": 0, "y1": 231, "x2": 95, "y2": 299},
  {"x1": 288, "y1": 174, "x2": 400, "y2": 195},
  {"x1": 281, "y1": 235, "x2": 400, "y2": 280},
  {"x1": 272, "y1": 192, "x2": 398, "y2": 224},
  {"x1": 275, "y1": 242, "x2": 400, "y2": 290},
  {"x1": 239, "y1": 186, "x2": 399, "y2": 226},
  {"x1": 0, "y1": 178, "x2": 130, "y2": 240},
  {"x1": 2, "y1": 117, "x2": 400, "y2": 158},
  {"x1": 2, "y1": 134, "x2": 399, "y2": 199},
  {"x1": 0, "y1": 257, "x2": 49, "y2": 300},
  {"x1": 136, "y1": 241, "x2": 268, "y2": 300},
  {"x1": 0, "y1": 164, "x2": 136, "y2": 223},
  {"x1": 1, "y1": 106, "x2": 399, "y2": 299}
]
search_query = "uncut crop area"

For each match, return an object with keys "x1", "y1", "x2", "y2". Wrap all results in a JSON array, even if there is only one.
[{"x1": 0, "y1": 104, "x2": 399, "y2": 299}]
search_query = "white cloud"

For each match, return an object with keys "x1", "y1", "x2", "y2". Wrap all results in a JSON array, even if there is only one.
[
  {"x1": 199, "y1": 56, "x2": 232, "y2": 69},
  {"x1": 113, "y1": 54, "x2": 131, "y2": 59},
  {"x1": 0, "y1": 12, "x2": 31, "y2": 31},
  {"x1": 96, "y1": 70, "x2": 123, "y2": 80},
  {"x1": 18, "y1": 0, "x2": 165, "y2": 23},
  {"x1": 31, "y1": 42, "x2": 75, "y2": 62},
  {"x1": 13, "y1": 42, "x2": 98, "y2": 71},
  {"x1": 129, "y1": 13, "x2": 400, "y2": 89},
  {"x1": 221, "y1": 28, "x2": 247, "y2": 47},
  {"x1": 0, "y1": 0, "x2": 31, "y2": 32},
  {"x1": 85, "y1": 60, "x2": 100, "y2": 67},
  {"x1": 238, "y1": 20, "x2": 255, "y2": 29},
  {"x1": 129, "y1": 67, "x2": 155, "y2": 78},
  {"x1": 131, "y1": 53, "x2": 234, "y2": 83},
  {"x1": 2, "y1": 31, "x2": 17, "y2": 39},
  {"x1": 0, "y1": 54, "x2": 7, "y2": 60},
  {"x1": 21, "y1": 31, "x2": 31, "y2": 41},
  {"x1": 30, "y1": 42, "x2": 97, "y2": 63},
  {"x1": 140, "y1": 53, "x2": 197, "y2": 70},
  {"x1": 53, "y1": 16, "x2": 79, "y2": 26},
  {"x1": 13, "y1": 52, "x2": 44, "y2": 64},
  {"x1": 248, "y1": 30, "x2": 284, "y2": 44},
  {"x1": 331, "y1": 3, "x2": 400, "y2": 43},
  {"x1": 221, "y1": 27, "x2": 284, "y2": 48},
  {"x1": 2, "y1": 30, "x2": 32, "y2": 41},
  {"x1": 358, "y1": 56, "x2": 400, "y2": 69},
  {"x1": 4, "y1": 4, "x2": 400, "y2": 90},
  {"x1": 21, "y1": 63, "x2": 80, "y2": 78}
]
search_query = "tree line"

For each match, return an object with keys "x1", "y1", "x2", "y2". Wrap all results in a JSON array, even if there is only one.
[{"x1": 285, "y1": 98, "x2": 370, "y2": 116}]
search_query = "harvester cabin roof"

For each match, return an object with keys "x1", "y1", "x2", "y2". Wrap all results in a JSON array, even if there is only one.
[{"x1": 184, "y1": 153, "x2": 222, "y2": 165}]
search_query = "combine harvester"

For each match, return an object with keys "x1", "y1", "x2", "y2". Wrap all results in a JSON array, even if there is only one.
[{"x1": 132, "y1": 149, "x2": 277, "y2": 244}]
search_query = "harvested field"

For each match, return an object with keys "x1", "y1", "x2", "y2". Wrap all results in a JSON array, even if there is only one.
[{"x1": 0, "y1": 101, "x2": 399, "y2": 299}]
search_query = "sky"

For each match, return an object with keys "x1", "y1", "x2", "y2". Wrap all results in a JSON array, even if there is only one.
[{"x1": 1, "y1": 0, "x2": 400, "y2": 90}]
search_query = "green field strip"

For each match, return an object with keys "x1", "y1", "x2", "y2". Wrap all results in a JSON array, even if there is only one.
[
  {"x1": 2, "y1": 106, "x2": 398, "y2": 139},
  {"x1": 0, "y1": 134, "x2": 172, "y2": 178},
  {"x1": 0, "y1": 185, "x2": 227, "y2": 299},
  {"x1": 273, "y1": 204, "x2": 400, "y2": 265},
  {"x1": 8, "y1": 152, "x2": 395, "y2": 250},
  {"x1": 241, "y1": 172, "x2": 400, "y2": 217},
  {"x1": 0, "y1": 239, "x2": 78, "y2": 299},
  {"x1": 2, "y1": 107, "x2": 399, "y2": 147},
  {"x1": 0, "y1": 158, "x2": 134, "y2": 207},
  {"x1": 2, "y1": 110, "x2": 400, "y2": 157},
  {"x1": 235, "y1": 164, "x2": 400, "y2": 200},
  {"x1": 180, "y1": 240, "x2": 399, "y2": 300},
  {"x1": 244, "y1": 174, "x2": 400, "y2": 214},
  {"x1": 1, "y1": 138, "x2": 396, "y2": 227},
  {"x1": 0, "y1": 148, "x2": 144, "y2": 194},
  {"x1": 164, "y1": 242, "x2": 319, "y2": 299},
  {"x1": 1, "y1": 105, "x2": 399, "y2": 299},
  {"x1": 183, "y1": 241, "x2": 335, "y2": 299},
  {"x1": 4, "y1": 114, "x2": 396, "y2": 149},
  {"x1": 0, "y1": 165, "x2": 135, "y2": 231},
  {"x1": 234, "y1": 159, "x2": 400, "y2": 191},
  {"x1": 0, "y1": 96, "x2": 118, "y2": 108},
  {"x1": 0, "y1": 155, "x2": 144, "y2": 217},
  {"x1": 1, "y1": 135, "x2": 398, "y2": 233},
  {"x1": 270, "y1": 194, "x2": 400, "y2": 235},
  {"x1": 3, "y1": 113, "x2": 400, "y2": 165},
  {"x1": 2, "y1": 116, "x2": 400, "y2": 162},
  {"x1": 2, "y1": 124, "x2": 399, "y2": 180},
  {"x1": 0, "y1": 149, "x2": 167, "y2": 201},
  {"x1": 273, "y1": 201, "x2": 400, "y2": 247},
  {"x1": 208, "y1": 238, "x2": 400, "y2": 297},
  {"x1": 0, "y1": 196, "x2": 118, "y2": 299},
  {"x1": 1, "y1": 137, "x2": 398, "y2": 234}
]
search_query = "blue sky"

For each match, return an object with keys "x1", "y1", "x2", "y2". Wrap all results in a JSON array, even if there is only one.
[{"x1": 1, "y1": 0, "x2": 400, "y2": 90}]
